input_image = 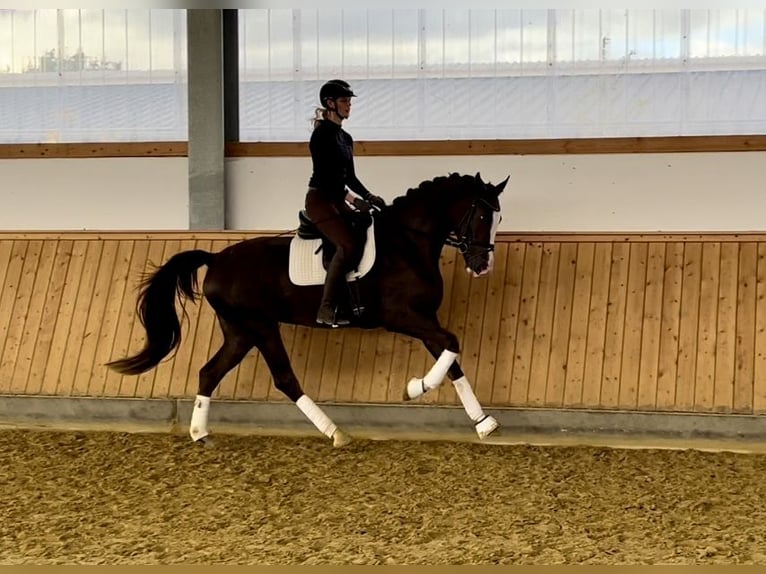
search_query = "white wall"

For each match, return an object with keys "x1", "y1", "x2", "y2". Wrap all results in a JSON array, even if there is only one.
[
  {"x1": 1, "y1": 157, "x2": 189, "y2": 230},
  {"x1": 2, "y1": 152, "x2": 765, "y2": 232},
  {"x1": 226, "y1": 152, "x2": 766, "y2": 233}
]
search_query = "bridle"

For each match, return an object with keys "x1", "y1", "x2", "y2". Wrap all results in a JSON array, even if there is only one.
[{"x1": 444, "y1": 197, "x2": 500, "y2": 255}]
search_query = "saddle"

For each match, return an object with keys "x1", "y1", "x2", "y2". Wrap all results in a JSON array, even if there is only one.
[{"x1": 289, "y1": 210, "x2": 376, "y2": 319}]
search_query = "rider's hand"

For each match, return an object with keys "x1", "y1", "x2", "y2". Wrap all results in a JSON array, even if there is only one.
[
  {"x1": 352, "y1": 197, "x2": 372, "y2": 213},
  {"x1": 366, "y1": 194, "x2": 386, "y2": 210}
]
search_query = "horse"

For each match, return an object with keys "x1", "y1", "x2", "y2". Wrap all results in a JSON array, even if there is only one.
[{"x1": 107, "y1": 172, "x2": 509, "y2": 447}]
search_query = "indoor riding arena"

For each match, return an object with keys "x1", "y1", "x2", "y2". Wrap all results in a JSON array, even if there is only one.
[{"x1": 3, "y1": 8, "x2": 766, "y2": 566}]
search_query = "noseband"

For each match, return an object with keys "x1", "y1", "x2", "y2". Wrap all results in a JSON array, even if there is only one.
[{"x1": 445, "y1": 198, "x2": 499, "y2": 255}]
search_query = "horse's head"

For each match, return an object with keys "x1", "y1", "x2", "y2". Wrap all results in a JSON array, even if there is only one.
[{"x1": 447, "y1": 172, "x2": 509, "y2": 277}]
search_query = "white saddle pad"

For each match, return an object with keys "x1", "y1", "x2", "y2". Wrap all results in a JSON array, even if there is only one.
[{"x1": 288, "y1": 220, "x2": 376, "y2": 286}]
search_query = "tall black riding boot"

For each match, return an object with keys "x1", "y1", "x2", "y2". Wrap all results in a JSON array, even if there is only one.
[{"x1": 316, "y1": 256, "x2": 350, "y2": 327}]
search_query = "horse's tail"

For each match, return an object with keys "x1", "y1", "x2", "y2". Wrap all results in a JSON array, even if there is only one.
[{"x1": 106, "y1": 249, "x2": 214, "y2": 375}]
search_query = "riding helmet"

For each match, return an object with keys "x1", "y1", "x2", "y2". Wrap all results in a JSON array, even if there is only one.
[{"x1": 319, "y1": 79, "x2": 355, "y2": 107}]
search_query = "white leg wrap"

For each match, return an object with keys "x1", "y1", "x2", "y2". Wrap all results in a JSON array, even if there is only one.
[
  {"x1": 453, "y1": 376, "x2": 499, "y2": 439},
  {"x1": 296, "y1": 395, "x2": 337, "y2": 439},
  {"x1": 406, "y1": 350, "x2": 458, "y2": 399},
  {"x1": 452, "y1": 376, "x2": 485, "y2": 421},
  {"x1": 189, "y1": 395, "x2": 210, "y2": 442}
]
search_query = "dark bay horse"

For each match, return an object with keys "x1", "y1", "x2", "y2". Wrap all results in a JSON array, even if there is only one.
[{"x1": 107, "y1": 172, "x2": 508, "y2": 447}]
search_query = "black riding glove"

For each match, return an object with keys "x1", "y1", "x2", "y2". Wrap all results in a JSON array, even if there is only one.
[
  {"x1": 365, "y1": 194, "x2": 386, "y2": 210},
  {"x1": 352, "y1": 197, "x2": 372, "y2": 213}
]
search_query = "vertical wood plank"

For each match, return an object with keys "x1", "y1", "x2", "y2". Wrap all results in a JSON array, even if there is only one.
[
  {"x1": 87, "y1": 240, "x2": 135, "y2": 397},
  {"x1": 676, "y1": 242, "x2": 703, "y2": 410},
  {"x1": 58, "y1": 241, "x2": 104, "y2": 395},
  {"x1": 656, "y1": 242, "x2": 684, "y2": 410},
  {"x1": 43, "y1": 241, "x2": 88, "y2": 396},
  {"x1": 336, "y1": 328, "x2": 362, "y2": 403},
  {"x1": 713, "y1": 243, "x2": 738, "y2": 411},
  {"x1": 351, "y1": 330, "x2": 378, "y2": 402},
  {"x1": 71, "y1": 241, "x2": 119, "y2": 395},
  {"x1": 754, "y1": 244, "x2": 766, "y2": 412},
  {"x1": 6, "y1": 241, "x2": 47, "y2": 393},
  {"x1": 527, "y1": 243, "x2": 560, "y2": 406},
  {"x1": 636, "y1": 242, "x2": 665, "y2": 409},
  {"x1": 509, "y1": 242, "x2": 543, "y2": 405},
  {"x1": 491, "y1": 242, "x2": 525, "y2": 406},
  {"x1": 318, "y1": 330, "x2": 346, "y2": 402},
  {"x1": 0, "y1": 241, "x2": 29, "y2": 392},
  {"x1": 28, "y1": 240, "x2": 74, "y2": 395},
  {"x1": 600, "y1": 242, "x2": 630, "y2": 408},
  {"x1": 694, "y1": 242, "x2": 721, "y2": 411},
  {"x1": 475, "y1": 243, "x2": 508, "y2": 405},
  {"x1": 460, "y1": 269, "x2": 491, "y2": 401},
  {"x1": 618, "y1": 243, "x2": 648, "y2": 410},
  {"x1": 545, "y1": 243, "x2": 578, "y2": 407},
  {"x1": 581, "y1": 243, "x2": 612, "y2": 408},
  {"x1": 563, "y1": 243, "x2": 595, "y2": 407},
  {"x1": 734, "y1": 243, "x2": 757, "y2": 413}
]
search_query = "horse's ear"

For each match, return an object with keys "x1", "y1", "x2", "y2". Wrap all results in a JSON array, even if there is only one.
[
  {"x1": 475, "y1": 172, "x2": 483, "y2": 183},
  {"x1": 495, "y1": 175, "x2": 510, "y2": 195}
]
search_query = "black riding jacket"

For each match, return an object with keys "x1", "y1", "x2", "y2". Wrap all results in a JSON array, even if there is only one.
[{"x1": 308, "y1": 119, "x2": 371, "y2": 205}]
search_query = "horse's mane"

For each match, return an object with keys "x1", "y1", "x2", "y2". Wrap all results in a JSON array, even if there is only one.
[{"x1": 393, "y1": 172, "x2": 475, "y2": 207}]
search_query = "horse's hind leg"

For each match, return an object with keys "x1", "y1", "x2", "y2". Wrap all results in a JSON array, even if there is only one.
[
  {"x1": 252, "y1": 321, "x2": 351, "y2": 448},
  {"x1": 190, "y1": 318, "x2": 253, "y2": 444}
]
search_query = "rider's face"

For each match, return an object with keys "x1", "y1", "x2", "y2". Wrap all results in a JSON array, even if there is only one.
[{"x1": 334, "y1": 97, "x2": 352, "y2": 118}]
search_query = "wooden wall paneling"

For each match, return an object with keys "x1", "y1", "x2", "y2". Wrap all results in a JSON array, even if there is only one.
[
  {"x1": 475, "y1": 243, "x2": 509, "y2": 406},
  {"x1": 350, "y1": 330, "x2": 377, "y2": 402},
  {"x1": 102, "y1": 240, "x2": 149, "y2": 397},
  {"x1": 563, "y1": 242, "x2": 595, "y2": 407},
  {"x1": 168, "y1": 240, "x2": 211, "y2": 398},
  {"x1": 318, "y1": 330, "x2": 346, "y2": 402},
  {"x1": 656, "y1": 242, "x2": 684, "y2": 410},
  {"x1": 636, "y1": 242, "x2": 665, "y2": 409},
  {"x1": 285, "y1": 325, "x2": 313, "y2": 399},
  {"x1": 694, "y1": 243, "x2": 722, "y2": 411},
  {"x1": 754, "y1": 244, "x2": 766, "y2": 412},
  {"x1": 70, "y1": 240, "x2": 119, "y2": 395},
  {"x1": 367, "y1": 327, "x2": 396, "y2": 404},
  {"x1": 545, "y1": 242, "x2": 578, "y2": 407},
  {"x1": 675, "y1": 243, "x2": 703, "y2": 410},
  {"x1": 119, "y1": 239, "x2": 166, "y2": 397},
  {"x1": 58, "y1": 240, "x2": 104, "y2": 395},
  {"x1": 457, "y1": 269, "x2": 491, "y2": 403},
  {"x1": 301, "y1": 321, "x2": 330, "y2": 402},
  {"x1": 42, "y1": 241, "x2": 87, "y2": 396},
  {"x1": 581, "y1": 243, "x2": 612, "y2": 407},
  {"x1": 491, "y1": 242, "x2": 525, "y2": 406},
  {"x1": 86, "y1": 240, "x2": 135, "y2": 397},
  {"x1": 27, "y1": 240, "x2": 73, "y2": 395},
  {"x1": 527, "y1": 243, "x2": 561, "y2": 406},
  {"x1": 0, "y1": 241, "x2": 14, "y2": 304},
  {"x1": 8, "y1": 241, "x2": 49, "y2": 393},
  {"x1": 600, "y1": 242, "x2": 630, "y2": 408},
  {"x1": 618, "y1": 243, "x2": 648, "y2": 410},
  {"x1": 334, "y1": 326, "x2": 362, "y2": 403},
  {"x1": 385, "y1": 334, "x2": 412, "y2": 404},
  {"x1": 713, "y1": 243, "x2": 739, "y2": 411},
  {"x1": 0, "y1": 241, "x2": 29, "y2": 392},
  {"x1": 734, "y1": 242, "x2": 757, "y2": 413},
  {"x1": 509, "y1": 242, "x2": 543, "y2": 405}
]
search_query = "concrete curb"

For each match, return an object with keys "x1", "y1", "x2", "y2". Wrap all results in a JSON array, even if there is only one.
[{"x1": 3, "y1": 395, "x2": 766, "y2": 445}]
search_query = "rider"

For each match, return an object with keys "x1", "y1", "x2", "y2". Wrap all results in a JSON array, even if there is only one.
[{"x1": 305, "y1": 79, "x2": 386, "y2": 327}]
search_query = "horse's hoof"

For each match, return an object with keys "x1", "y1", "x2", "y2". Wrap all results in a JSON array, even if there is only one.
[
  {"x1": 195, "y1": 435, "x2": 214, "y2": 448},
  {"x1": 476, "y1": 416, "x2": 499, "y2": 440},
  {"x1": 332, "y1": 429, "x2": 352, "y2": 448}
]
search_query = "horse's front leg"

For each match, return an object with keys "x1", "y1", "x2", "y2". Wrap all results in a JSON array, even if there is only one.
[{"x1": 392, "y1": 317, "x2": 499, "y2": 440}]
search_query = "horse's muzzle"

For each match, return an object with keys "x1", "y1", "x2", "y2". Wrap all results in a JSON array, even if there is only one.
[{"x1": 464, "y1": 250, "x2": 494, "y2": 277}]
